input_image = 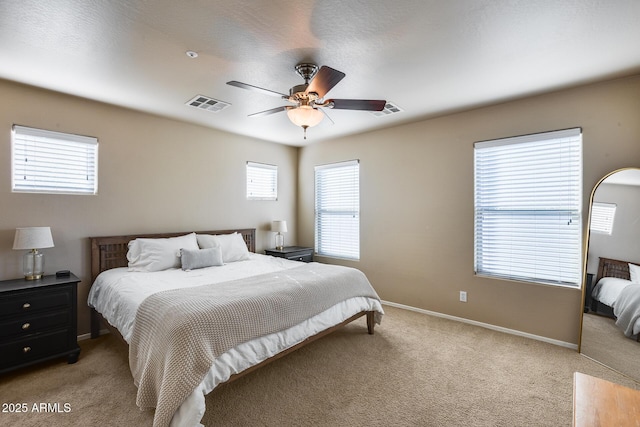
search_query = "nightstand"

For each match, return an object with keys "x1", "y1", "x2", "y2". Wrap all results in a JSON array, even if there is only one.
[
  {"x1": 584, "y1": 273, "x2": 594, "y2": 313},
  {"x1": 0, "y1": 273, "x2": 81, "y2": 374},
  {"x1": 265, "y1": 246, "x2": 314, "y2": 263}
]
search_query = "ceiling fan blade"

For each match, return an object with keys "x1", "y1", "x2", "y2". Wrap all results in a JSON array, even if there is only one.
[
  {"x1": 227, "y1": 81, "x2": 288, "y2": 98},
  {"x1": 321, "y1": 108, "x2": 335, "y2": 125},
  {"x1": 326, "y1": 99, "x2": 386, "y2": 111},
  {"x1": 306, "y1": 66, "x2": 345, "y2": 98},
  {"x1": 248, "y1": 106, "x2": 289, "y2": 117}
]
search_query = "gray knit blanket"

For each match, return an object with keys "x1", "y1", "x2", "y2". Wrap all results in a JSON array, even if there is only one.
[
  {"x1": 614, "y1": 284, "x2": 640, "y2": 337},
  {"x1": 128, "y1": 262, "x2": 381, "y2": 427}
]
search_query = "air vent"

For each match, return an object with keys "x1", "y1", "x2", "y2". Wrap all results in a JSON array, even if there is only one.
[
  {"x1": 186, "y1": 95, "x2": 231, "y2": 112},
  {"x1": 369, "y1": 102, "x2": 403, "y2": 117}
]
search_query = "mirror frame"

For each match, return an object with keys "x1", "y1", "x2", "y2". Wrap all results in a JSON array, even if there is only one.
[{"x1": 578, "y1": 167, "x2": 639, "y2": 352}]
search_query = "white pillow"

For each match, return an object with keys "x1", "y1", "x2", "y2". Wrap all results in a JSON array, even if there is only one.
[
  {"x1": 180, "y1": 247, "x2": 223, "y2": 271},
  {"x1": 127, "y1": 233, "x2": 199, "y2": 272},
  {"x1": 196, "y1": 234, "x2": 220, "y2": 250},
  {"x1": 197, "y1": 232, "x2": 250, "y2": 263},
  {"x1": 217, "y1": 232, "x2": 250, "y2": 263},
  {"x1": 629, "y1": 263, "x2": 640, "y2": 283}
]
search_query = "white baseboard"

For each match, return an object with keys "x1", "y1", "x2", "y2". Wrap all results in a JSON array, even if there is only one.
[{"x1": 382, "y1": 300, "x2": 578, "y2": 350}]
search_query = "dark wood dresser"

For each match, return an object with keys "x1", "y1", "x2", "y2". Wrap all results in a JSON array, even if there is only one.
[
  {"x1": 0, "y1": 273, "x2": 81, "y2": 374},
  {"x1": 265, "y1": 246, "x2": 314, "y2": 262}
]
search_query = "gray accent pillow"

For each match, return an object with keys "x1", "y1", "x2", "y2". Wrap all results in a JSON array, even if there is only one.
[{"x1": 180, "y1": 247, "x2": 223, "y2": 271}]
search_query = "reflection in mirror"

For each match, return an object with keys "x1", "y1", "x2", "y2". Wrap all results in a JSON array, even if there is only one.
[{"x1": 581, "y1": 168, "x2": 640, "y2": 382}]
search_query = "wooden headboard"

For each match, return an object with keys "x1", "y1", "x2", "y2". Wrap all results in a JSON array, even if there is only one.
[
  {"x1": 89, "y1": 228, "x2": 256, "y2": 283},
  {"x1": 595, "y1": 257, "x2": 640, "y2": 284}
]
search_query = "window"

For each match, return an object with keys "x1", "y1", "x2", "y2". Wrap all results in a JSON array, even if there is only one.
[
  {"x1": 590, "y1": 202, "x2": 616, "y2": 235},
  {"x1": 314, "y1": 160, "x2": 360, "y2": 260},
  {"x1": 246, "y1": 162, "x2": 277, "y2": 200},
  {"x1": 474, "y1": 128, "x2": 582, "y2": 287},
  {"x1": 12, "y1": 125, "x2": 98, "y2": 195}
]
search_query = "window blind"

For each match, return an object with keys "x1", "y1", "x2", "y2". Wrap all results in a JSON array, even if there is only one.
[
  {"x1": 590, "y1": 202, "x2": 616, "y2": 235},
  {"x1": 246, "y1": 161, "x2": 277, "y2": 200},
  {"x1": 314, "y1": 160, "x2": 360, "y2": 260},
  {"x1": 12, "y1": 125, "x2": 98, "y2": 195},
  {"x1": 474, "y1": 128, "x2": 582, "y2": 287}
]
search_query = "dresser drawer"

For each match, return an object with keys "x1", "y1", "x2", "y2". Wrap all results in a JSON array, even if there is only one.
[
  {"x1": 0, "y1": 287, "x2": 71, "y2": 317},
  {"x1": 0, "y1": 310, "x2": 70, "y2": 339},
  {"x1": 265, "y1": 247, "x2": 314, "y2": 263},
  {"x1": 0, "y1": 329, "x2": 71, "y2": 368},
  {"x1": 0, "y1": 275, "x2": 80, "y2": 373},
  {"x1": 285, "y1": 253, "x2": 314, "y2": 262}
]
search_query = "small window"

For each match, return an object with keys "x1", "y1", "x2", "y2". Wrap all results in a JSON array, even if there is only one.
[
  {"x1": 12, "y1": 125, "x2": 98, "y2": 195},
  {"x1": 246, "y1": 162, "x2": 277, "y2": 200},
  {"x1": 314, "y1": 160, "x2": 360, "y2": 260},
  {"x1": 474, "y1": 128, "x2": 583, "y2": 287},
  {"x1": 590, "y1": 202, "x2": 616, "y2": 235}
]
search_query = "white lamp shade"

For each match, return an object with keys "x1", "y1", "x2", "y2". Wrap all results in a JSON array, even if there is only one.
[
  {"x1": 271, "y1": 220, "x2": 288, "y2": 233},
  {"x1": 287, "y1": 106, "x2": 324, "y2": 128},
  {"x1": 13, "y1": 227, "x2": 55, "y2": 250}
]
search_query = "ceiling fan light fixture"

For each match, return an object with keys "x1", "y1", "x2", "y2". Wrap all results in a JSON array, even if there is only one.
[{"x1": 287, "y1": 105, "x2": 324, "y2": 128}]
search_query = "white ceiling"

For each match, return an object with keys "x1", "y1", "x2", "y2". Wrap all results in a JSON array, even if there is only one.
[{"x1": 1, "y1": 0, "x2": 639, "y2": 147}]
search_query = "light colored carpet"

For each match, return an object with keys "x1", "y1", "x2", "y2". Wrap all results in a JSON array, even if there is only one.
[
  {"x1": 580, "y1": 312, "x2": 640, "y2": 381},
  {"x1": 1, "y1": 305, "x2": 638, "y2": 426}
]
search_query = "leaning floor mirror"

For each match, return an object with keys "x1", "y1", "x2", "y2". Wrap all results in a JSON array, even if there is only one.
[{"x1": 580, "y1": 168, "x2": 640, "y2": 381}]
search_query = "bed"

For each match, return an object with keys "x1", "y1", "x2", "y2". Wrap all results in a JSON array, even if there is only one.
[
  {"x1": 87, "y1": 228, "x2": 384, "y2": 427},
  {"x1": 589, "y1": 257, "x2": 640, "y2": 341}
]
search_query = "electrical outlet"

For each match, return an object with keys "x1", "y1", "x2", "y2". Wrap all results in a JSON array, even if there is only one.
[{"x1": 459, "y1": 291, "x2": 467, "y2": 302}]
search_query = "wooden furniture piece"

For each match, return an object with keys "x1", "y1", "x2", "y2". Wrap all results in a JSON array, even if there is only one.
[
  {"x1": 88, "y1": 228, "x2": 379, "y2": 425},
  {"x1": 89, "y1": 228, "x2": 256, "y2": 339},
  {"x1": 264, "y1": 246, "x2": 314, "y2": 262},
  {"x1": 573, "y1": 372, "x2": 640, "y2": 426},
  {"x1": 89, "y1": 228, "x2": 375, "y2": 345},
  {"x1": 0, "y1": 273, "x2": 81, "y2": 374}
]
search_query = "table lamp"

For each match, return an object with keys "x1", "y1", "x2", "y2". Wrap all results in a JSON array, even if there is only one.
[
  {"x1": 13, "y1": 227, "x2": 55, "y2": 280},
  {"x1": 271, "y1": 220, "x2": 287, "y2": 250}
]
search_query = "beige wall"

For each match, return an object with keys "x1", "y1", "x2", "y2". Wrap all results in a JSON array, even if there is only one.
[
  {"x1": 298, "y1": 75, "x2": 640, "y2": 345},
  {"x1": 2, "y1": 75, "x2": 639, "y2": 345},
  {"x1": 0, "y1": 79, "x2": 299, "y2": 335}
]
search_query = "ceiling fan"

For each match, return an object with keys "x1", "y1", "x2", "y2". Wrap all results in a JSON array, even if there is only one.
[{"x1": 227, "y1": 63, "x2": 386, "y2": 139}]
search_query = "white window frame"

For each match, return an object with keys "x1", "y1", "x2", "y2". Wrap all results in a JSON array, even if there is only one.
[
  {"x1": 474, "y1": 128, "x2": 583, "y2": 288},
  {"x1": 246, "y1": 161, "x2": 277, "y2": 200},
  {"x1": 590, "y1": 202, "x2": 616, "y2": 235},
  {"x1": 314, "y1": 160, "x2": 360, "y2": 260},
  {"x1": 11, "y1": 125, "x2": 98, "y2": 195}
]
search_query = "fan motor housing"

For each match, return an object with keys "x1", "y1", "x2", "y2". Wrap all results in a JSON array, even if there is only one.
[
  {"x1": 289, "y1": 84, "x2": 319, "y2": 104},
  {"x1": 290, "y1": 84, "x2": 308, "y2": 96}
]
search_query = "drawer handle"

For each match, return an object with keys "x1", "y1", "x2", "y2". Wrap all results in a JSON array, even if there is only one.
[
  {"x1": 22, "y1": 323, "x2": 31, "y2": 330},
  {"x1": 22, "y1": 302, "x2": 31, "y2": 309},
  {"x1": 23, "y1": 346, "x2": 31, "y2": 353}
]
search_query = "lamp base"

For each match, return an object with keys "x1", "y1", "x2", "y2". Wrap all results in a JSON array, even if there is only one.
[
  {"x1": 275, "y1": 233, "x2": 284, "y2": 251},
  {"x1": 23, "y1": 249, "x2": 44, "y2": 281}
]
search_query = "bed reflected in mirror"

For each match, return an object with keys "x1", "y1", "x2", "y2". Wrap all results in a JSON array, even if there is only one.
[{"x1": 580, "y1": 168, "x2": 640, "y2": 381}]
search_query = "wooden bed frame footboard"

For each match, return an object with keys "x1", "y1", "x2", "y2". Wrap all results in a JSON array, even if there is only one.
[{"x1": 88, "y1": 227, "x2": 377, "y2": 384}]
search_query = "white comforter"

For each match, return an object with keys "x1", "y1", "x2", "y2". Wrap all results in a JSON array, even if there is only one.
[
  {"x1": 591, "y1": 276, "x2": 640, "y2": 336},
  {"x1": 591, "y1": 277, "x2": 633, "y2": 307},
  {"x1": 613, "y1": 284, "x2": 640, "y2": 337},
  {"x1": 87, "y1": 253, "x2": 384, "y2": 426}
]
